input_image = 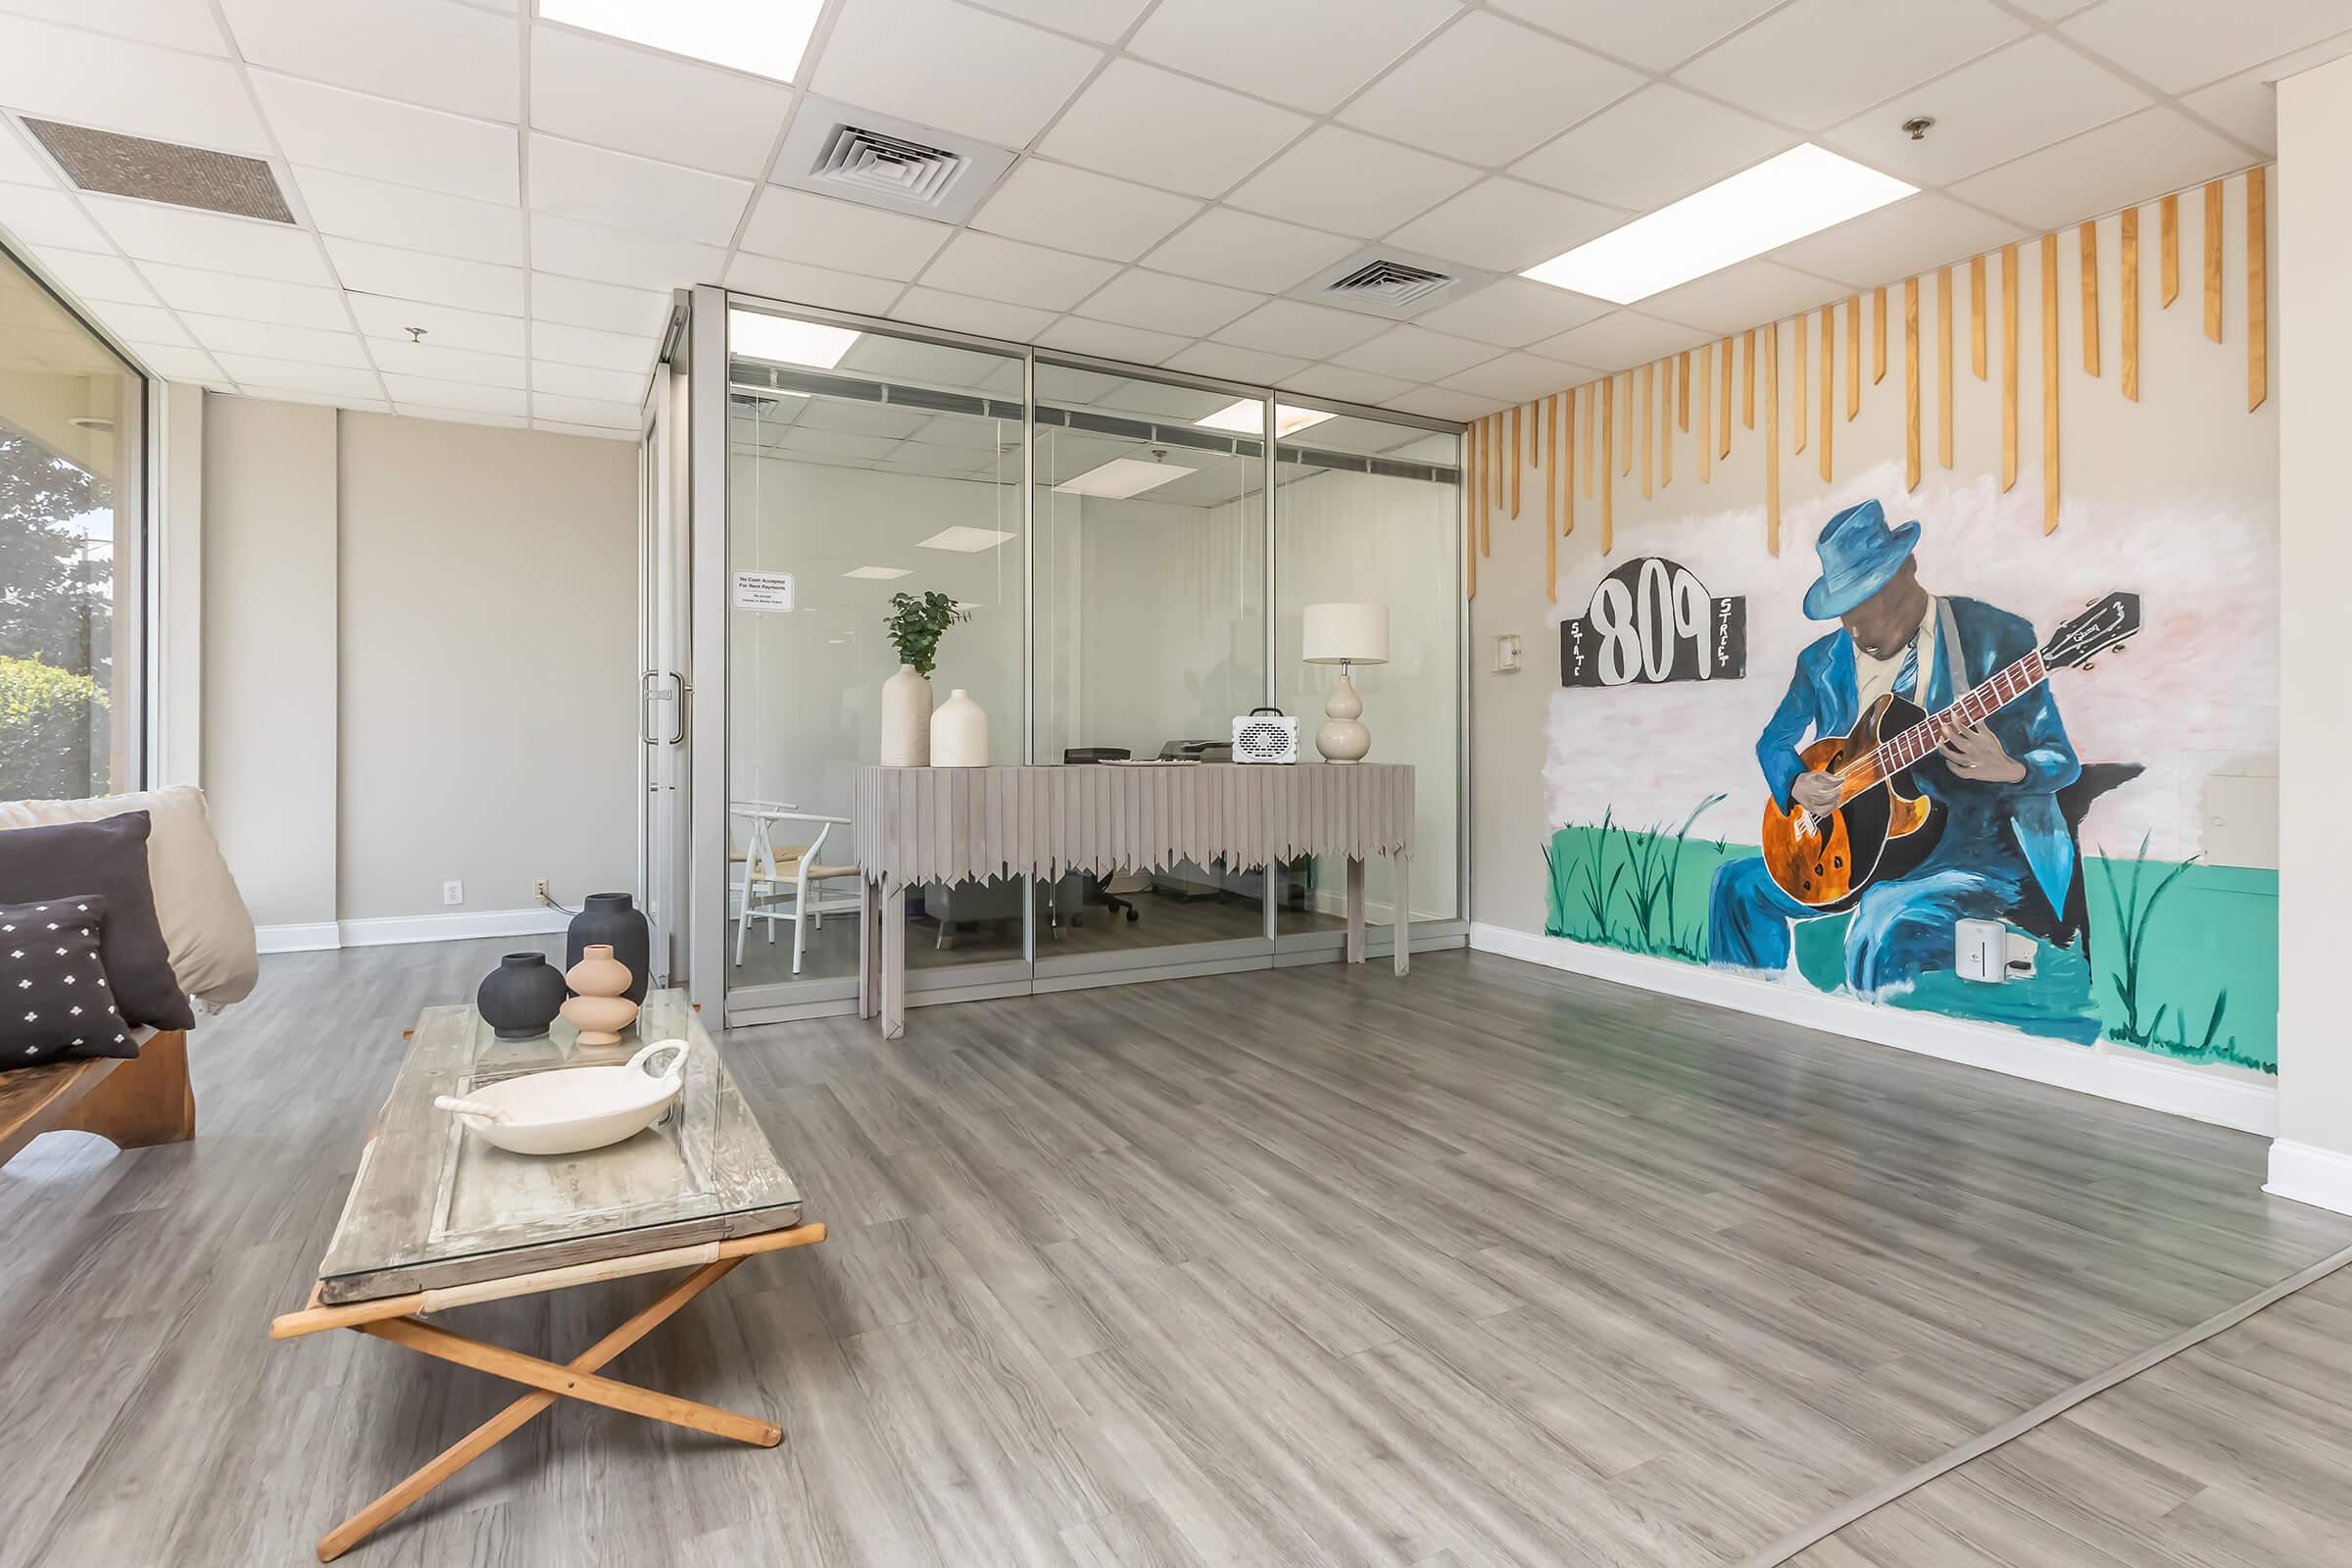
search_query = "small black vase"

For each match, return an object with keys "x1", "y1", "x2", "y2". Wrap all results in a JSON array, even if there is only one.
[
  {"x1": 566, "y1": 892, "x2": 652, "y2": 1004},
  {"x1": 476, "y1": 952, "x2": 566, "y2": 1040}
]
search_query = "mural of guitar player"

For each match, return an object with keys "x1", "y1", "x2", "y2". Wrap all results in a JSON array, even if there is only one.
[{"x1": 1707, "y1": 500, "x2": 2139, "y2": 996}]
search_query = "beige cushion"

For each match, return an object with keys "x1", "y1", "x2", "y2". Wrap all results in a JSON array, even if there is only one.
[{"x1": 0, "y1": 785, "x2": 260, "y2": 1008}]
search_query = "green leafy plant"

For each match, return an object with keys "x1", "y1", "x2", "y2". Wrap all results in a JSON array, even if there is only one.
[
  {"x1": 1544, "y1": 795, "x2": 1724, "y2": 960},
  {"x1": 0, "y1": 653, "x2": 105, "y2": 800},
  {"x1": 2096, "y1": 836, "x2": 2267, "y2": 1070},
  {"x1": 883, "y1": 591, "x2": 968, "y2": 677}
]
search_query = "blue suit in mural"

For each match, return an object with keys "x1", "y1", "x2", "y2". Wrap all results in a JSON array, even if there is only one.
[{"x1": 1709, "y1": 504, "x2": 2081, "y2": 993}]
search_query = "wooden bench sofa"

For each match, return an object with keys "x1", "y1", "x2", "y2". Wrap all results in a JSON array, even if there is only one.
[{"x1": 0, "y1": 1029, "x2": 197, "y2": 1167}]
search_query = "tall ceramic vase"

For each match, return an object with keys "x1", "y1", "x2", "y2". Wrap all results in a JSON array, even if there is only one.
[
  {"x1": 931, "y1": 688, "x2": 988, "y2": 766},
  {"x1": 566, "y1": 892, "x2": 650, "y2": 1004},
  {"x1": 880, "y1": 663, "x2": 932, "y2": 766}
]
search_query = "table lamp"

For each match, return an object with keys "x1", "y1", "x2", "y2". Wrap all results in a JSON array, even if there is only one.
[{"x1": 1301, "y1": 602, "x2": 1389, "y2": 763}]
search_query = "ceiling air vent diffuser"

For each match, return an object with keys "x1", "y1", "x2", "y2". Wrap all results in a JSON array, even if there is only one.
[
  {"x1": 1293, "y1": 245, "x2": 1491, "y2": 321},
  {"x1": 1324, "y1": 257, "x2": 1454, "y2": 309},
  {"x1": 769, "y1": 97, "x2": 1013, "y2": 225},
  {"x1": 813, "y1": 124, "x2": 966, "y2": 208},
  {"x1": 24, "y1": 119, "x2": 294, "y2": 223}
]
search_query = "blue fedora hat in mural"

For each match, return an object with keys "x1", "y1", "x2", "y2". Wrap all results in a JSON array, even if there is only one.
[{"x1": 1803, "y1": 499, "x2": 1922, "y2": 619}]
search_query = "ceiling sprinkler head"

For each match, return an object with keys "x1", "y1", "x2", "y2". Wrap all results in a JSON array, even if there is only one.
[
  {"x1": 406, "y1": 326, "x2": 427, "y2": 343},
  {"x1": 1901, "y1": 116, "x2": 1935, "y2": 141}
]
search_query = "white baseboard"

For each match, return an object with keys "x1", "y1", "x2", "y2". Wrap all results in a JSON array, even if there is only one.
[
  {"x1": 2265, "y1": 1140, "x2": 2352, "y2": 1215},
  {"x1": 1469, "y1": 922, "x2": 2278, "y2": 1137},
  {"x1": 257, "y1": 907, "x2": 569, "y2": 955}
]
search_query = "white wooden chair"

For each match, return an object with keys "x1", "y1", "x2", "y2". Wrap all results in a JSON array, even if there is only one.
[{"x1": 729, "y1": 802, "x2": 858, "y2": 974}]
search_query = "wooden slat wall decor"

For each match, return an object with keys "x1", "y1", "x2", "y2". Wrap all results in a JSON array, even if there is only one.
[
  {"x1": 1600, "y1": 368, "x2": 1614, "y2": 555},
  {"x1": 1678, "y1": 350, "x2": 1690, "y2": 430},
  {"x1": 1971, "y1": 255, "x2": 1987, "y2": 379},
  {"x1": 1720, "y1": 337, "x2": 1733, "y2": 456},
  {"x1": 1581, "y1": 378, "x2": 1594, "y2": 496},
  {"x1": 1845, "y1": 295, "x2": 1861, "y2": 419},
  {"x1": 2248, "y1": 167, "x2": 2268, "y2": 412},
  {"x1": 1904, "y1": 274, "x2": 1921, "y2": 492},
  {"x1": 1742, "y1": 329, "x2": 1755, "y2": 427},
  {"x1": 1490, "y1": 412, "x2": 1504, "y2": 523},
  {"x1": 1698, "y1": 341, "x2": 1713, "y2": 482},
  {"x1": 2001, "y1": 243, "x2": 2020, "y2": 493},
  {"x1": 1763, "y1": 320, "x2": 1781, "y2": 556},
  {"x1": 1641, "y1": 360, "x2": 1655, "y2": 499},
  {"x1": 1480, "y1": 415, "x2": 1494, "y2": 556},
  {"x1": 1819, "y1": 304, "x2": 1834, "y2": 482},
  {"x1": 1510, "y1": 405, "x2": 1523, "y2": 517},
  {"x1": 1937, "y1": 266, "x2": 1954, "y2": 469},
  {"x1": 2203, "y1": 178, "x2": 2225, "y2": 342},
  {"x1": 1792, "y1": 312, "x2": 1808, "y2": 456},
  {"x1": 1465, "y1": 416, "x2": 1479, "y2": 599},
  {"x1": 1620, "y1": 372, "x2": 1633, "y2": 475},
  {"x1": 2161, "y1": 192, "x2": 2180, "y2": 306},
  {"x1": 2122, "y1": 206, "x2": 2140, "y2": 402},
  {"x1": 1531, "y1": 397, "x2": 1542, "y2": 469},
  {"x1": 1661, "y1": 357, "x2": 1674, "y2": 487},
  {"x1": 1544, "y1": 397, "x2": 1556, "y2": 603},
  {"x1": 2079, "y1": 220, "x2": 2109, "y2": 376},
  {"x1": 1873, "y1": 286, "x2": 1887, "y2": 383},
  {"x1": 1562, "y1": 388, "x2": 1576, "y2": 535},
  {"x1": 2041, "y1": 230, "x2": 2061, "y2": 534}
]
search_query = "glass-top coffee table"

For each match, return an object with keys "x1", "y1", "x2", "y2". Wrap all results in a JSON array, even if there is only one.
[{"x1": 270, "y1": 989, "x2": 824, "y2": 1561}]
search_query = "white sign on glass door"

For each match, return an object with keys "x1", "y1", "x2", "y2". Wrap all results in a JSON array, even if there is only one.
[{"x1": 732, "y1": 571, "x2": 796, "y2": 612}]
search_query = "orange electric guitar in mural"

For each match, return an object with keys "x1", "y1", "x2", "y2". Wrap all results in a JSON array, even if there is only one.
[{"x1": 1761, "y1": 592, "x2": 2142, "y2": 909}]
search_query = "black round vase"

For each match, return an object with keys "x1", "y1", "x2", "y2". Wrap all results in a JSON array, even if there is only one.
[
  {"x1": 476, "y1": 952, "x2": 566, "y2": 1040},
  {"x1": 566, "y1": 892, "x2": 652, "y2": 1004}
]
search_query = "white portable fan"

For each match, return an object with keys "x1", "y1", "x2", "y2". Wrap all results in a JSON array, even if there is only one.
[{"x1": 1232, "y1": 707, "x2": 1298, "y2": 764}]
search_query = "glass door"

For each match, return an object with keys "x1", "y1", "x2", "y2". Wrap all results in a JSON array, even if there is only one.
[{"x1": 636, "y1": 320, "x2": 690, "y2": 986}]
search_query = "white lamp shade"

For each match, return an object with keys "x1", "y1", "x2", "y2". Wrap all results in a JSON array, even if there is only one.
[{"x1": 1301, "y1": 602, "x2": 1389, "y2": 664}]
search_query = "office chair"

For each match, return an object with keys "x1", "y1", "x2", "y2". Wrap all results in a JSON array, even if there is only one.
[{"x1": 1059, "y1": 748, "x2": 1142, "y2": 928}]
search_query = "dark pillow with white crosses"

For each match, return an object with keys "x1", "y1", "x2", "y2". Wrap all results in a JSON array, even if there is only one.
[{"x1": 0, "y1": 896, "x2": 138, "y2": 1066}]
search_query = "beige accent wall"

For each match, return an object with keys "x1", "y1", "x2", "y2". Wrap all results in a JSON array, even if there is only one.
[
  {"x1": 337, "y1": 412, "x2": 637, "y2": 919},
  {"x1": 201, "y1": 395, "x2": 338, "y2": 928}
]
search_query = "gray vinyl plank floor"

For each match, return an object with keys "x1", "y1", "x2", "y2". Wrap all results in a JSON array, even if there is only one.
[{"x1": 2, "y1": 940, "x2": 2347, "y2": 1567}]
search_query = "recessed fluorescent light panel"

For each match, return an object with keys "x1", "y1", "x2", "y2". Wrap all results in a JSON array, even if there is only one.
[
  {"x1": 1522, "y1": 144, "x2": 1915, "y2": 305},
  {"x1": 730, "y1": 310, "x2": 859, "y2": 369},
  {"x1": 1052, "y1": 458, "x2": 1193, "y2": 499},
  {"x1": 537, "y1": 0, "x2": 822, "y2": 84},
  {"x1": 1195, "y1": 400, "x2": 1335, "y2": 438},
  {"x1": 842, "y1": 565, "x2": 910, "y2": 579},
  {"x1": 918, "y1": 526, "x2": 1017, "y2": 552}
]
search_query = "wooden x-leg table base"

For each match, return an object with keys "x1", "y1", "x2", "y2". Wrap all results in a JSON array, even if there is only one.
[{"x1": 270, "y1": 1225, "x2": 826, "y2": 1562}]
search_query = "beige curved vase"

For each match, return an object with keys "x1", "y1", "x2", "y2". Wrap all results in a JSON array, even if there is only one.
[{"x1": 561, "y1": 943, "x2": 639, "y2": 1046}]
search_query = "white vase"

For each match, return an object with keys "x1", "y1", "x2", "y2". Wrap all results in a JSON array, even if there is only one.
[
  {"x1": 930, "y1": 688, "x2": 988, "y2": 767},
  {"x1": 880, "y1": 664, "x2": 932, "y2": 766}
]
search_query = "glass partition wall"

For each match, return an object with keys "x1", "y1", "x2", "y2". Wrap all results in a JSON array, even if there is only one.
[{"x1": 719, "y1": 297, "x2": 1461, "y2": 1023}]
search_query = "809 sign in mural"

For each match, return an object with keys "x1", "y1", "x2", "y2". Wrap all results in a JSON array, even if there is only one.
[{"x1": 1560, "y1": 556, "x2": 1746, "y2": 688}]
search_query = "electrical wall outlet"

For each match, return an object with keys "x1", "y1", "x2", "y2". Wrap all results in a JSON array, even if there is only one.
[
  {"x1": 442, "y1": 879, "x2": 464, "y2": 906},
  {"x1": 533, "y1": 879, "x2": 551, "y2": 905}
]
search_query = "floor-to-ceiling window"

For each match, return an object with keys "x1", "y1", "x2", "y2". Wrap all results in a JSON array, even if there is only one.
[{"x1": 0, "y1": 242, "x2": 146, "y2": 800}]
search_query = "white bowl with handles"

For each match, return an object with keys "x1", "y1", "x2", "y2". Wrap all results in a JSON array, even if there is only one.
[{"x1": 435, "y1": 1037, "x2": 691, "y2": 1156}]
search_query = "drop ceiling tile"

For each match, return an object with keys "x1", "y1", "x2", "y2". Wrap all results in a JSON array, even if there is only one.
[
  {"x1": 1674, "y1": 0, "x2": 2026, "y2": 131},
  {"x1": 236, "y1": 385, "x2": 391, "y2": 413},
  {"x1": 252, "y1": 72, "x2": 519, "y2": 205},
  {"x1": 1211, "y1": 299, "x2": 1389, "y2": 360},
  {"x1": 1038, "y1": 59, "x2": 1312, "y2": 199},
  {"x1": 0, "y1": 15, "x2": 270, "y2": 154},
  {"x1": 179, "y1": 313, "x2": 371, "y2": 366},
  {"x1": 1074, "y1": 268, "x2": 1264, "y2": 337},
  {"x1": 536, "y1": 418, "x2": 635, "y2": 440},
  {"x1": 368, "y1": 337, "x2": 527, "y2": 387},
  {"x1": 2177, "y1": 34, "x2": 2352, "y2": 154},
  {"x1": 530, "y1": 25, "x2": 792, "y2": 179},
  {"x1": 2, "y1": 0, "x2": 230, "y2": 55},
  {"x1": 217, "y1": 0, "x2": 517, "y2": 121},
  {"x1": 84, "y1": 197, "x2": 330, "y2": 284},
  {"x1": 399, "y1": 403, "x2": 528, "y2": 429},
  {"x1": 1035, "y1": 317, "x2": 1192, "y2": 365},
  {"x1": 738, "y1": 187, "x2": 952, "y2": 282},
  {"x1": 1332, "y1": 323, "x2": 1497, "y2": 381},
  {"x1": 1512, "y1": 84, "x2": 1793, "y2": 212},
  {"x1": 347, "y1": 293, "x2": 527, "y2": 355},
  {"x1": 0, "y1": 124, "x2": 52, "y2": 186},
  {"x1": 962, "y1": 0, "x2": 1154, "y2": 42},
  {"x1": 1766, "y1": 192, "x2": 2025, "y2": 290},
  {"x1": 142, "y1": 263, "x2": 352, "y2": 327},
  {"x1": 1387, "y1": 385, "x2": 1504, "y2": 420},
  {"x1": 779, "y1": 424, "x2": 899, "y2": 460},
  {"x1": 1410, "y1": 277, "x2": 1613, "y2": 347},
  {"x1": 1527, "y1": 310, "x2": 1709, "y2": 371},
  {"x1": 214, "y1": 353, "x2": 384, "y2": 398},
  {"x1": 0, "y1": 183, "x2": 110, "y2": 251},
  {"x1": 532, "y1": 320, "x2": 655, "y2": 373},
  {"x1": 1142, "y1": 209, "x2": 1355, "y2": 295},
  {"x1": 532, "y1": 360, "x2": 647, "y2": 403},
  {"x1": 1635, "y1": 260, "x2": 1847, "y2": 335},
  {"x1": 724, "y1": 251, "x2": 904, "y2": 315},
  {"x1": 528, "y1": 136, "x2": 752, "y2": 247},
  {"x1": 890, "y1": 286, "x2": 1058, "y2": 343},
  {"x1": 1487, "y1": 0, "x2": 1781, "y2": 72},
  {"x1": 1278, "y1": 362, "x2": 1417, "y2": 405},
  {"x1": 1949, "y1": 107, "x2": 2248, "y2": 232},
  {"x1": 1225, "y1": 126, "x2": 1480, "y2": 240},
  {"x1": 1387, "y1": 176, "x2": 1623, "y2": 273},
  {"x1": 326, "y1": 235, "x2": 526, "y2": 314},
  {"x1": 532, "y1": 390, "x2": 640, "y2": 427},
  {"x1": 292, "y1": 167, "x2": 524, "y2": 265},
  {"x1": 85, "y1": 301, "x2": 194, "y2": 347},
  {"x1": 1127, "y1": 0, "x2": 1461, "y2": 114},
  {"x1": 971, "y1": 161, "x2": 1200, "y2": 263},
  {"x1": 531, "y1": 272, "x2": 673, "y2": 335},
  {"x1": 918, "y1": 230, "x2": 1118, "y2": 312},
  {"x1": 1440, "y1": 352, "x2": 1575, "y2": 403},
  {"x1": 1819, "y1": 35, "x2": 2150, "y2": 188},
  {"x1": 29, "y1": 248, "x2": 157, "y2": 305},
  {"x1": 381, "y1": 372, "x2": 528, "y2": 415},
  {"x1": 126, "y1": 342, "x2": 227, "y2": 381},
  {"x1": 530, "y1": 213, "x2": 724, "y2": 292},
  {"x1": 812, "y1": 0, "x2": 1102, "y2": 147},
  {"x1": 1338, "y1": 11, "x2": 1642, "y2": 168},
  {"x1": 1163, "y1": 341, "x2": 1311, "y2": 385},
  {"x1": 2060, "y1": 0, "x2": 2352, "y2": 94},
  {"x1": 797, "y1": 399, "x2": 929, "y2": 439}
]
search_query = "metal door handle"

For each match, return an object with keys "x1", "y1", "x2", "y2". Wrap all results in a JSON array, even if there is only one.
[
  {"x1": 639, "y1": 670, "x2": 660, "y2": 747},
  {"x1": 667, "y1": 672, "x2": 690, "y2": 746}
]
